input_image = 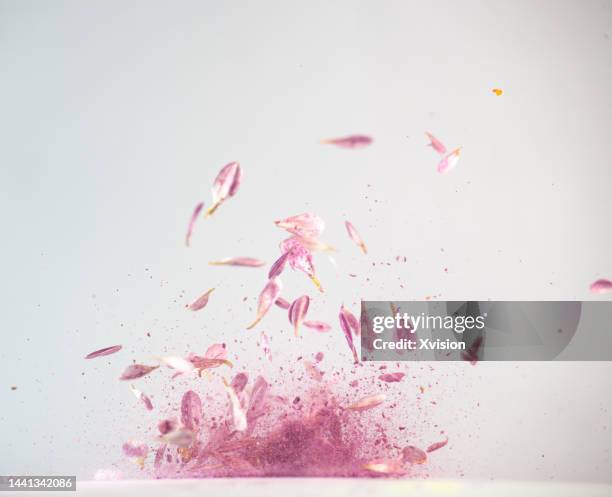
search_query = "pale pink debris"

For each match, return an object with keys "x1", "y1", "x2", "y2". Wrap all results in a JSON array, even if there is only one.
[
  {"x1": 274, "y1": 296, "x2": 291, "y2": 310},
  {"x1": 181, "y1": 390, "x2": 203, "y2": 431},
  {"x1": 322, "y1": 135, "x2": 373, "y2": 149},
  {"x1": 159, "y1": 427, "x2": 196, "y2": 447},
  {"x1": 274, "y1": 213, "x2": 325, "y2": 239},
  {"x1": 347, "y1": 393, "x2": 386, "y2": 411},
  {"x1": 379, "y1": 372, "x2": 405, "y2": 383},
  {"x1": 303, "y1": 360, "x2": 323, "y2": 382},
  {"x1": 288, "y1": 295, "x2": 310, "y2": 336},
  {"x1": 223, "y1": 379, "x2": 247, "y2": 432},
  {"x1": 247, "y1": 277, "x2": 282, "y2": 329},
  {"x1": 426, "y1": 438, "x2": 449, "y2": 453},
  {"x1": 345, "y1": 221, "x2": 368, "y2": 255},
  {"x1": 437, "y1": 147, "x2": 462, "y2": 174},
  {"x1": 590, "y1": 279, "x2": 612, "y2": 294},
  {"x1": 425, "y1": 132, "x2": 447, "y2": 155},
  {"x1": 129, "y1": 384, "x2": 153, "y2": 411},
  {"x1": 206, "y1": 161, "x2": 242, "y2": 216},
  {"x1": 280, "y1": 238, "x2": 322, "y2": 292},
  {"x1": 362, "y1": 459, "x2": 406, "y2": 475},
  {"x1": 303, "y1": 320, "x2": 332, "y2": 333},
  {"x1": 84, "y1": 344, "x2": 122, "y2": 360},
  {"x1": 402, "y1": 445, "x2": 428, "y2": 464},
  {"x1": 185, "y1": 201, "x2": 204, "y2": 247},
  {"x1": 187, "y1": 288, "x2": 215, "y2": 311},
  {"x1": 260, "y1": 331, "x2": 272, "y2": 362},
  {"x1": 122, "y1": 440, "x2": 148, "y2": 459},
  {"x1": 209, "y1": 257, "x2": 265, "y2": 267},
  {"x1": 119, "y1": 364, "x2": 159, "y2": 381},
  {"x1": 339, "y1": 305, "x2": 360, "y2": 363}
]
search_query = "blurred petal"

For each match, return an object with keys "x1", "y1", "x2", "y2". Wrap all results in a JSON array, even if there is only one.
[
  {"x1": 231, "y1": 372, "x2": 249, "y2": 393},
  {"x1": 288, "y1": 295, "x2": 310, "y2": 336},
  {"x1": 426, "y1": 438, "x2": 449, "y2": 453},
  {"x1": 347, "y1": 393, "x2": 386, "y2": 411},
  {"x1": 159, "y1": 427, "x2": 196, "y2": 447},
  {"x1": 362, "y1": 459, "x2": 406, "y2": 475},
  {"x1": 303, "y1": 320, "x2": 332, "y2": 333},
  {"x1": 260, "y1": 331, "x2": 272, "y2": 362},
  {"x1": 181, "y1": 390, "x2": 203, "y2": 431},
  {"x1": 437, "y1": 147, "x2": 461, "y2": 174},
  {"x1": 129, "y1": 384, "x2": 153, "y2": 411},
  {"x1": 223, "y1": 378, "x2": 247, "y2": 432},
  {"x1": 187, "y1": 288, "x2": 215, "y2": 311},
  {"x1": 274, "y1": 213, "x2": 325, "y2": 239},
  {"x1": 590, "y1": 279, "x2": 612, "y2": 294},
  {"x1": 303, "y1": 359, "x2": 323, "y2": 382},
  {"x1": 159, "y1": 356, "x2": 195, "y2": 374},
  {"x1": 425, "y1": 132, "x2": 447, "y2": 155},
  {"x1": 275, "y1": 296, "x2": 291, "y2": 310},
  {"x1": 210, "y1": 257, "x2": 265, "y2": 267},
  {"x1": 345, "y1": 221, "x2": 367, "y2": 255},
  {"x1": 119, "y1": 364, "x2": 159, "y2": 381},
  {"x1": 379, "y1": 372, "x2": 405, "y2": 383},
  {"x1": 206, "y1": 162, "x2": 242, "y2": 216},
  {"x1": 402, "y1": 445, "x2": 427, "y2": 464},
  {"x1": 185, "y1": 202, "x2": 204, "y2": 247},
  {"x1": 339, "y1": 305, "x2": 360, "y2": 363},
  {"x1": 122, "y1": 440, "x2": 148, "y2": 459},
  {"x1": 322, "y1": 135, "x2": 373, "y2": 149},
  {"x1": 85, "y1": 344, "x2": 122, "y2": 360},
  {"x1": 247, "y1": 277, "x2": 282, "y2": 329},
  {"x1": 204, "y1": 343, "x2": 227, "y2": 360}
]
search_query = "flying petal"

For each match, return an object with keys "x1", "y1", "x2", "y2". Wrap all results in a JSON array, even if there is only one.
[
  {"x1": 206, "y1": 162, "x2": 242, "y2": 216},
  {"x1": 247, "y1": 277, "x2": 282, "y2": 329},
  {"x1": 345, "y1": 221, "x2": 367, "y2": 255}
]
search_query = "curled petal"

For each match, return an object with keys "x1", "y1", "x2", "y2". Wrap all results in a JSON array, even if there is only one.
[
  {"x1": 288, "y1": 295, "x2": 310, "y2": 336},
  {"x1": 207, "y1": 162, "x2": 242, "y2": 216},
  {"x1": 402, "y1": 445, "x2": 427, "y2": 464},
  {"x1": 345, "y1": 221, "x2": 367, "y2": 255},
  {"x1": 119, "y1": 364, "x2": 159, "y2": 381},
  {"x1": 437, "y1": 147, "x2": 462, "y2": 174},
  {"x1": 303, "y1": 320, "x2": 331, "y2": 333},
  {"x1": 204, "y1": 343, "x2": 227, "y2": 360},
  {"x1": 129, "y1": 384, "x2": 153, "y2": 411},
  {"x1": 347, "y1": 393, "x2": 386, "y2": 411},
  {"x1": 247, "y1": 277, "x2": 282, "y2": 329},
  {"x1": 185, "y1": 201, "x2": 204, "y2": 247},
  {"x1": 231, "y1": 372, "x2": 249, "y2": 394},
  {"x1": 159, "y1": 427, "x2": 196, "y2": 447},
  {"x1": 281, "y1": 238, "x2": 323, "y2": 292},
  {"x1": 275, "y1": 297, "x2": 291, "y2": 310},
  {"x1": 85, "y1": 344, "x2": 122, "y2": 360},
  {"x1": 339, "y1": 305, "x2": 360, "y2": 363},
  {"x1": 425, "y1": 132, "x2": 447, "y2": 155},
  {"x1": 260, "y1": 331, "x2": 272, "y2": 362},
  {"x1": 362, "y1": 459, "x2": 406, "y2": 476},
  {"x1": 181, "y1": 390, "x2": 203, "y2": 431},
  {"x1": 187, "y1": 288, "x2": 214, "y2": 311},
  {"x1": 426, "y1": 438, "x2": 448, "y2": 453},
  {"x1": 379, "y1": 372, "x2": 405, "y2": 383},
  {"x1": 209, "y1": 257, "x2": 265, "y2": 267},
  {"x1": 321, "y1": 135, "x2": 373, "y2": 149},
  {"x1": 222, "y1": 378, "x2": 247, "y2": 432},
  {"x1": 268, "y1": 252, "x2": 289, "y2": 279},
  {"x1": 274, "y1": 213, "x2": 325, "y2": 239},
  {"x1": 590, "y1": 279, "x2": 612, "y2": 294}
]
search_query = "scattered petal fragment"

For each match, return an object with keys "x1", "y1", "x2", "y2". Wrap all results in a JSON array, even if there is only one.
[
  {"x1": 288, "y1": 295, "x2": 310, "y2": 336},
  {"x1": 339, "y1": 305, "x2": 360, "y2": 363},
  {"x1": 119, "y1": 364, "x2": 159, "y2": 381},
  {"x1": 303, "y1": 320, "x2": 332, "y2": 333},
  {"x1": 426, "y1": 438, "x2": 449, "y2": 453},
  {"x1": 159, "y1": 427, "x2": 196, "y2": 447},
  {"x1": 159, "y1": 356, "x2": 195, "y2": 374},
  {"x1": 185, "y1": 201, "x2": 204, "y2": 247},
  {"x1": 181, "y1": 390, "x2": 203, "y2": 431},
  {"x1": 129, "y1": 384, "x2": 154, "y2": 411},
  {"x1": 379, "y1": 372, "x2": 405, "y2": 383},
  {"x1": 206, "y1": 162, "x2": 242, "y2": 216},
  {"x1": 322, "y1": 135, "x2": 373, "y2": 149},
  {"x1": 437, "y1": 147, "x2": 462, "y2": 174},
  {"x1": 347, "y1": 393, "x2": 386, "y2": 411},
  {"x1": 425, "y1": 132, "x2": 447, "y2": 155},
  {"x1": 275, "y1": 296, "x2": 290, "y2": 310},
  {"x1": 209, "y1": 257, "x2": 265, "y2": 267},
  {"x1": 187, "y1": 288, "x2": 215, "y2": 311},
  {"x1": 247, "y1": 277, "x2": 282, "y2": 329},
  {"x1": 345, "y1": 221, "x2": 368, "y2": 255},
  {"x1": 85, "y1": 344, "x2": 122, "y2": 360},
  {"x1": 260, "y1": 331, "x2": 272, "y2": 362},
  {"x1": 222, "y1": 378, "x2": 247, "y2": 432},
  {"x1": 402, "y1": 445, "x2": 427, "y2": 464},
  {"x1": 590, "y1": 279, "x2": 612, "y2": 294}
]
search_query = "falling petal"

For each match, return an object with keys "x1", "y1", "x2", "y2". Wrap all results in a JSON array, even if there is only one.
[
  {"x1": 425, "y1": 132, "x2": 447, "y2": 155},
  {"x1": 340, "y1": 304, "x2": 360, "y2": 336},
  {"x1": 303, "y1": 320, "x2": 332, "y2": 333},
  {"x1": 185, "y1": 201, "x2": 204, "y2": 247},
  {"x1": 209, "y1": 257, "x2": 265, "y2": 268},
  {"x1": 129, "y1": 384, "x2": 153, "y2": 411},
  {"x1": 260, "y1": 331, "x2": 272, "y2": 362},
  {"x1": 345, "y1": 221, "x2": 367, "y2": 255},
  {"x1": 247, "y1": 277, "x2": 282, "y2": 329},
  {"x1": 379, "y1": 372, "x2": 405, "y2": 383},
  {"x1": 275, "y1": 297, "x2": 290, "y2": 310},
  {"x1": 206, "y1": 161, "x2": 242, "y2": 216},
  {"x1": 274, "y1": 213, "x2": 325, "y2": 239},
  {"x1": 159, "y1": 356, "x2": 195, "y2": 374},
  {"x1": 402, "y1": 445, "x2": 427, "y2": 464},
  {"x1": 247, "y1": 376, "x2": 269, "y2": 416},
  {"x1": 339, "y1": 305, "x2": 360, "y2": 363},
  {"x1": 188, "y1": 355, "x2": 233, "y2": 373},
  {"x1": 362, "y1": 459, "x2": 406, "y2": 475},
  {"x1": 187, "y1": 288, "x2": 215, "y2": 311},
  {"x1": 281, "y1": 238, "x2": 323, "y2": 292},
  {"x1": 222, "y1": 378, "x2": 247, "y2": 432},
  {"x1": 204, "y1": 343, "x2": 227, "y2": 360},
  {"x1": 159, "y1": 427, "x2": 196, "y2": 447},
  {"x1": 119, "y1": 364, "x2": 159, "y2": 381},
  {"x1": 322, "y1": 135, "x2": 373, "y2": 149},
  {"x1": 288, "y1": 295, "x2": 310, "y2": 336},
  {"x1": 84, "y1": 344, "x2": 122, "y2": 360},
  {"x1": 347, "y1": 393, "x2": 386, "y2": 411},
  {"x1": 426, "y1": 438, "x2": 449, "y2": 453},
  {"x1": 294, "y1": 236, "x2": 335, "y2": 253},
  {"x1": 122, "y1": 440, "x2": 148, "y2": 459},
  {"x1": 303, "y1": 360, "x2": 323, "y2": 382},
  {"x1": 231, "y1": 372, "x2": 249, "y2": 393},
  {"x1": 590, "y1": 279, "x2": 612, "y2": 294},
  {"x1": 437, "y1": 147, "x2": 462, "y2": 174},
  {"x1": 181, "y1": 390, "x2": 203, "y2": 431},
  {"x1": 268, "y1": 252, "x2": 289, "y2": 279}
]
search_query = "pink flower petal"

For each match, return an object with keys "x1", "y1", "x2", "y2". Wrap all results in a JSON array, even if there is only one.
[
  {"x1": 185, "y1": 201, "x2": 204, "y2": 247},
  {"x1": 303, "y1": 320, "x2": 332, "y2": 333},
  {"x1": 590, "y1": 279, "x2": 612, "y2": 294},
  {"x1": 425, "y1": 132, "x2": 447, "y2": 155},
  {"x1": 378, "y1": 372, "x2": 405, "y2": 383},
  {"x1": 260, "y1": 331, "x2": 272, "y2": 362},
  {"x1": 281, "y1": 238, "x2": 323, "y2": 292},
  {"x1": 231, "y1": 372, "x2": 249, "y2": 393},
  {"x1": 322, "y1": 135, "x2": 373, "y2": 149},
  {"x1": 187, "y1": 288, "x2": 215, "y2": 311},
  {"x1": 303, "y1": 359, "x2": 323, "y2": 382},
  {"x1": 339, "y1": 305, "x2": 360, "y2": 363},
  {"x1": 345, "y1": 221, "x2": 367, "y2": 255},
  {"x1": 288, "y1": 295, "x2": 310, "y2": 337},
  {"x1": 159, "y1": 356, "x2": 195, "y2": 374},
  {"x1": 274, "y1": 213, "x2": 325, "y2": 239},
  {"x1": 340, "y1": 304, "x2": 360, "y2": 336},
  {"x1": 159, "y1": 427, "x2": 196, "y2": 447},
  {"x1": 181, "y1": 390, "x2": 203, "y2": 431},
  {"x1": 362, "y1": 459, "x2": 406, "y2": 475},
  {"x1": 129, "y1": 384, "x2": 153, "y2": 411},
  {"x1": 122, "y1": 440, "x2": 148, "y2": 459},
  {"x1": 119, "y1": 364, "x2": 159, "y2": 381},
  {"x1": 437, "y1": 147, "x2": 462, "y2": 174},
  {"x1": 247, "y1": 376, "x2": 269, "y2": 416},
  {"x1": 209, "y1": 257, "x2": 265, "y2": 267},
  {"x1": 222, "y1": 378, "x2": 247, "y2": 432},
  {"x1": 426, "y1": 438, "x2": 448, "y2": 453},
  {"x1": 204, "y1": 343, "x2": 227, "y2": 360},
  {"x1": 84, "y1": 344, "x2": 122, "y2": 360},
  {"x1": 157, "y1": 418, "x2": 178, "y2": 435},
  {"x1": 247, "y1": 277, "x2": 282, "y2": 329},
  {"x1": 206, "y1": 161, "x2": 242, "y2": 216},
  {"x1": 268, "y1": 252, "x2": 289, "y2": 279},
  {"x1": 274, "y1": 297, "x2": 291, "y2": 310},
  {"x1": 402, "y1": 445, "x2": 427, "y2": 464},
  {"x1": 347, "y1": 393, "x2": 386, "y2": 411}
]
